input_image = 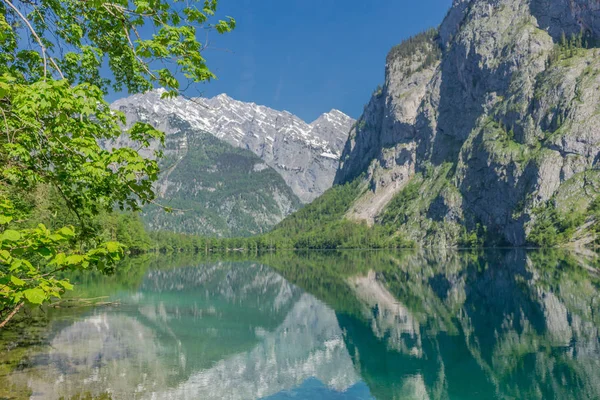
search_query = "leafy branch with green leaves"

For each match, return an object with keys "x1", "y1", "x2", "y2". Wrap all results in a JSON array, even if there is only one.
[{"x1": 0, "y1": 0, "x2": 234, "y2": 327}]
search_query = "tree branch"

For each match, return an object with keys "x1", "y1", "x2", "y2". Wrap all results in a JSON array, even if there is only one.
[
  {"x1": 2, "y1": 0, "x2": 47, "y2": 77},
  {"x1": 1, "y1": 0, "x2": 65, "y2": 79},
  {"x1": 0, "y1": 302, "x2": 24, "y2": 329}
]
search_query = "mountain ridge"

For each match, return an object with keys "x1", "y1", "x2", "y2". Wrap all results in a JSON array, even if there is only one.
[
  {"x1": 109, "y1": 91, "x2": 353, "y2": 236},
  {"x1": 112, "y1": 90, "x2": 355, "y2": 203}
]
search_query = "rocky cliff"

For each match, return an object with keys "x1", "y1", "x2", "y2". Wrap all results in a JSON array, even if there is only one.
[{"x1": 335, "y1": 0, "x2": 600, "y2": 247}]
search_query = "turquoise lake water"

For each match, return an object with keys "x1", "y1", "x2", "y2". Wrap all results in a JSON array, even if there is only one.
[{"x1": 2, "y1": 249, "x2": 600, "y2": 399}]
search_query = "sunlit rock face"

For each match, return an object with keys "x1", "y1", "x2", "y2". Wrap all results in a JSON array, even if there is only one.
[{"x1": 335, "y1": 0, "x2": 600, "y2": 247}]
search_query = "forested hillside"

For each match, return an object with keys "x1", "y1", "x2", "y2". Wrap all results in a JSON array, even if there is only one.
[{"x1": 142, "y1": 121, "x2": 301, "y2": 237}]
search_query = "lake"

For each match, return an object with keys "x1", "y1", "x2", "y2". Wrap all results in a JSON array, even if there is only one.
[{"x1": 1, "y1": 250, "x2": 599, "y2": 399}]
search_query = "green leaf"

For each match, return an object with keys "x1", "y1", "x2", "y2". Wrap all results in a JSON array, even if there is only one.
[
  {"x1": 52, "y1": 253, "x2": 66, "y2": 266},
  {"x1": 0, "y1": 215, "x2": 13, "y2": 225},
  {"x1": 9, "y1": 259, "x2": 22, "y2": 271},
  {"x1": 2, "y1": 230, "x2": 21, "y2": 241},
  {"x1": 58, "y1": 280, "x2": 74, "y2": 290},
  {"x1": 49, "y1": 234, "x2": 65, "y2": 241},
  {"x1": 0, "y1": 249, "x2": 10, "y2": 261},
  {"x1": 106, "y1": 242, "x2": 120, "y2": 252},
  {"x1": 37, "y1": 247, "x2": 52, "y2": 257},
  {"x1": 57, "y1": 226, "x2": 75, "y2": 238},
  {"x1": 10, "y1": 275, "x2": 25, "y2": 286},
  {"x1": 65, "y1": 254, "x2": 84, "y2": 265},
  {"x1": 23, "y1": 288, "x2": 46, "y2": 304}
]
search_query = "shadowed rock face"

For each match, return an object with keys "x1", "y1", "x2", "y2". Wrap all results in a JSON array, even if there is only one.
[
  {"x1": 530, "y1": 0, "x2": 600, "y2": 40},
  {"x1": 335, "y1": 0, "x2": 600, "y2": 246},
  {"x1": 111, "y1": 91, "x2": 354, "y2": 204}
]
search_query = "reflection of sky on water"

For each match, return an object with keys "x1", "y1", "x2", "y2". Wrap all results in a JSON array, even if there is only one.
[{"x1": 263, "y1": 378, "x2": 372, "y2": 400}]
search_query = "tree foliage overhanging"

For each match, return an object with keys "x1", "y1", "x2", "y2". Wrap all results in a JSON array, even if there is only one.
[{"x1": 0, "y1": 0, "x2": 234, "y2": 326}]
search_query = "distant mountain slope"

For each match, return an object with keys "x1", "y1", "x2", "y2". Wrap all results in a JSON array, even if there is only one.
[
  {"x1": 139, "y1": 116, "x2": 301, "y2": 237},
  {"x1": 112, "y1": 90, "x2": 354, "y2": 203}
]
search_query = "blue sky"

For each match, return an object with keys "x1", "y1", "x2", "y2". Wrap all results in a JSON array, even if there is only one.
[{"x1": 111, "y1": 0, "x2": 452, "y2": 122}]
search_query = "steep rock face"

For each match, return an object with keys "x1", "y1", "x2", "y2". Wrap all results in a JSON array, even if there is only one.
[
  {"x1": 335, "y1": 0, "x2": 600, "y2": 246},
  {"x1": 336, "y1": 29, "x2": 440, "y2": 223},
  {"x1": 531, "y1": 0, "x2": 600, "y2": 40},
  {"x1": 112, "y1": 91, "x2": 354, "y2": 203}
]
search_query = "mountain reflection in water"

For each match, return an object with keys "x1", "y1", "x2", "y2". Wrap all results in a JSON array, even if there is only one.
[{"x1": 3, "y1": 249, "x2": 600, "y2": 400}]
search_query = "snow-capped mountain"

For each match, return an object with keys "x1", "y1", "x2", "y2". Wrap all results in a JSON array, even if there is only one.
[{"x1": 111, "y1": 90, "x2": 355, "y2": 203}]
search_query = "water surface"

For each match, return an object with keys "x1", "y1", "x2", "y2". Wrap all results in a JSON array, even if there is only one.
[{"x1": 2, "y1": 250, "x2": 600, "y2": 399}]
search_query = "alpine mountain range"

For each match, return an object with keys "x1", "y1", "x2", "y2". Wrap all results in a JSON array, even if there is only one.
[{"x1": 110, "y1": 90, "x2": 355, "y2": 237}]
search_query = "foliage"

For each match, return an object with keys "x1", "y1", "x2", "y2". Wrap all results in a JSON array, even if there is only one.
[
  {"x1": 373, "y1": 84, "x2": 383, "y2": 97},
  {"x1": 0, "y1": 0, "x2": 234, "y2": 326},
  {"x1": 0, "y1": 0, "x2": 235, "y2": 95},
  {"x1": 271, "y1": 179, "x2": 363, "y2": 236},
  {"x1": 527, "y1": 201, "x2": 586, "y2": 247},
  {"x1": 378, "y1": 179, "x2": 421, "y2": 226},
  {"x1": 1, "y1": 79, "x2": 164, "y2": 219},
  {"x1": 0, "y1": 199, "x2": 123, "y2": 325},
  {"x1": 386, "y1": 28, "x2": 441, "y2": 73},
  {"x1": 585, "y1": 196, "x2": 600, "y2": 247},
  {"x1": 458, "y1": 224, "x2": 487, "y2": 248},
  {"x1": 97, "y1": 212, "x2": 152, "y2": 254},
  {"x1": 292, "y1": 220, "x2": 411, "y2": 250},
  {"x1": 546, "y1": 30, "x2": 600, "y2": 67},
  {"x1": 375, "y1": 163, "x2": 472, "y2": 247},
  {"x1": 261, "y1": 179, "x2": 414, "y2": 249}
]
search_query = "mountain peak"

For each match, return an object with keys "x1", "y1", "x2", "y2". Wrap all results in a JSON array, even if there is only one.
[
  {"x1": 311, "y1": 109, "x2": 352, "y2": 123},
  {"x1": 111, "y1": 91, "x2": 355, "y2": 203},
  {"x1": 328, "y1": 109, "x2": 350, "y2": 117},
  {"x1": 212, "y1": 93, "x2": 233, "y2": 101}
]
